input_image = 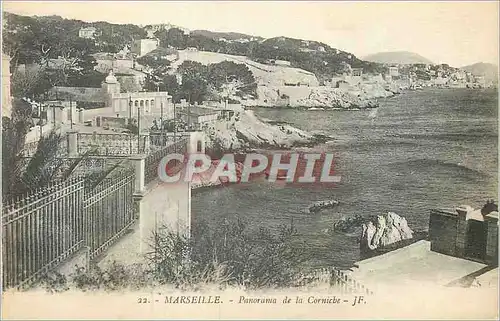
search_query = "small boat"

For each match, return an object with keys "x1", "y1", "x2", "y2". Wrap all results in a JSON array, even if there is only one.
[
  {"x1": 308, "y1": 107, "x2": 325, "y2": 111},
  {"x1": 308, "y1": 200, "x2": 339, "y2": 213}
]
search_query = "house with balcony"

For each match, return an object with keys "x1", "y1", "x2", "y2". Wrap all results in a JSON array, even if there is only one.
[{"x1": 79, "y1": 26, "x2": 98, "y2": 39}]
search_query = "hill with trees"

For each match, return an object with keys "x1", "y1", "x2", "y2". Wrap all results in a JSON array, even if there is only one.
[
  {"x1": 156, "y1": 30, "x2": 385, "y2": 81},
  {"x1": 143, "y1": 60, "x2": 257, "y2": 104},
  {"x1": 190, "y1": 29, "x2": 263, "y2": 41},
  {"x1": 3, "y1": 11, "x2": 388, "y2": 101}
]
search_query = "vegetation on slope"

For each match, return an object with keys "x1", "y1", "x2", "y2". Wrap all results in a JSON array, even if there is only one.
[
  {"x1": 40, "y1": 216, "x2": 313, "y2": 292},
  {"x1": 143, "y1": 60, "x2": 257, "y2": 103}
]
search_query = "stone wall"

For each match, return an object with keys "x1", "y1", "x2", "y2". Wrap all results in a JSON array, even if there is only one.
[
  {"x1": 95, "y1": 58, "x2": 134, "y2": 74},
  {"x1": 485, "y1": 213, "x2": 499, "y2": 265},
  {"x1": 429, "y1": 210, "x2": 458, "y2": 256},
  {"x1": 429, "y1": 208, "x2": 498, "y2": 265},
  {"x1": 48, "y1": 86, "x2": 105, "y2": 103}
]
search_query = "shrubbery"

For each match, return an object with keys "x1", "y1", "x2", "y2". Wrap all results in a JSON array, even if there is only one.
[{"x1": 39, "y1": 216, "x2": 311, "y2": 292}]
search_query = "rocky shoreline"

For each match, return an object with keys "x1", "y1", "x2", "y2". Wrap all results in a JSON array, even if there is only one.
[
  {"x1": 243, "y1": 82, "x2": 398, "y2": 110},
  {"x1": 194, "y1": 84, "x2": 404, "y2": 191},
  {"x1": 204, "y1": 109, "x2": 313, "y2": 151}
]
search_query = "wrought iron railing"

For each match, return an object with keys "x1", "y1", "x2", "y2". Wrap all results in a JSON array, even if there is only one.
[
  {"x1": 294, "y1": 267, "x2": 373, "y2": 294},
  {"x1": 2, "y1": 178, "x2": 85, "y2": 289},
  {"x1": 83, "y1": 168, "x2": 136, "y2": 259},
  {"x1": 2, "y1": 168, "x2": 137, "y2": 289},
  {"x1": 144, "y1": 135, "x2": 189, "y2": 185},
  {"x1": 77, "y1": 132, "x2": 149, "y2": 156},
  {"x1": 21, "y1": 139, "x2": 68, "y2": 158}
]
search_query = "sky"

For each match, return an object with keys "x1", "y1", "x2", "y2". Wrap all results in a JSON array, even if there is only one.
[{"x1": 2, "y1": 1, "x2": 499, "y2": 67}]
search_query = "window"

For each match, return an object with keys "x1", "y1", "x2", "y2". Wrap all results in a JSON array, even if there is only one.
[{"x1": 197, "y1": 140, "x2": 202, "y2": 152}]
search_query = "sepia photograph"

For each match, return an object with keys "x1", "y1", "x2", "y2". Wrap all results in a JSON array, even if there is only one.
[{"x1": 1, "y1": 1, "x2": 498, "y2": 319}]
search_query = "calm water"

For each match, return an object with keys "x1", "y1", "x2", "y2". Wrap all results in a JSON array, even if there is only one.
[{"x1": 192, "y1": 88, "x2": 498, "y2": 268}]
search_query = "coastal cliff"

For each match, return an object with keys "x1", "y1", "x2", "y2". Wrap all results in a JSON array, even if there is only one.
[
  {"x1": 244, "y1": 83, "x2": 394, "y2": 109},
  {"x1": 205, "y1": 109, "x2": 312, "y2": 150}
]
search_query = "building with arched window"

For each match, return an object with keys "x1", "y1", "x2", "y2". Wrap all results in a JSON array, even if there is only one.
[{"x1": 110, "y1": 91, "x2": 174, "y2": 119}]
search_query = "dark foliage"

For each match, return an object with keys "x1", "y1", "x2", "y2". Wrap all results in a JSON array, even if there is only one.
[{"x1": 2, "y1": 99, "x2": 33, "y2": 196}]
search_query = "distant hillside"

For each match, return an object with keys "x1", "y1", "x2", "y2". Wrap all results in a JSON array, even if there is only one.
[
  {"x1": 154, "y1": 31, "x2": 386, "y2": 80},
  {"x1": 191, "y1": 30, "x2": 262, "y2": 41},
  {"x1": 363, "y1": 51, "x2": 433, "y2": 65},
  {"x1": 3, "y1": 11, "x2": 386, "y2": 81},
  {"x1": 461, "y1": 62, "x2": 498, "y2": 82}
]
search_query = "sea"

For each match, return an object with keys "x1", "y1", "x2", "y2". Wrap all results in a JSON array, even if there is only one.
[{"x1": 192, "y1": 88, "x2": 498, "y2": 269}]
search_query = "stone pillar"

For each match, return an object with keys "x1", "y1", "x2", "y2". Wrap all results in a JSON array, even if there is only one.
[
  {"x1": 173, "y1": 181, "x2": 192, "y2": 239},
  {"x1": 130, "y1": 154, "x2": 147, "y2": 253},
  {"x1": 455, "y1": 208, "x2": 468, "y2": 258},
  {"x1": 67, "y1": 131, "x2": 79, "y2": 157},
  {"x1": 485, "y1": 213, "x2": 499, "y2": 265},
  {"x1": 131, "y1": 155, "x2": 146, "y2": 195},
  {"x1": 46, "y1": 107, "x2": 54, "y2": 124},
  {"x1": 78, "y1": 109, "x2": 85, "y2": 123},
  {"x1": 144, "y1": 132, "x2": 151, "y2": 154},
  {"x1": 63, "y1": 107, "x2": 69, "y2": 124}
]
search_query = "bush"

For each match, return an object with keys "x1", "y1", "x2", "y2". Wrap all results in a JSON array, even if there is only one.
[
  {"x1": 39, "y1": 262, "x2": 152, "y2": 292},
  {"x1": 146, "y1": 228, "x2": 232, "y2": 290},
  {"x1": 186, "y1": 216, "x2": 307, "y2": 289},
  {"x1": 39, "y1": 271, "x2": 69, "y2": 293},
  {"x1": 37, "y1": 217, "x2": 310, "y2": 292}
]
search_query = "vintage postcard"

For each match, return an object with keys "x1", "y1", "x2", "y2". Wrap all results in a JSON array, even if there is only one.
[{"x1": 1, "y1": 1, "x2": 498, "y2": 319}]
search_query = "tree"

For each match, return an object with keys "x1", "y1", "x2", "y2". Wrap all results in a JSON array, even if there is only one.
[
  {"x1": 172, "y1": 60, "x2": 257, "y2": 103},
  {"x1": 179, "y1": 76, "x2": 208, "y2": 104},
  {"x1": 119, "y1": 77, "x2": 143, "y2": 93},
  {"x1": 10, "y1": 65, "x2": 52, "y2": 99},
  {"x1": 136, "y1": 54, "x2": 171, "y2": 72},
  {"x1": 163, "y1": 75, "x2": 181, "y2": 102},
  {"x1": 206, "y1": 61, "x2": 257, "y2": 97},
  {"x1": 2, "y1": 99, "x2": 33, "y2": 195},
  {"x1": 177, "y1": 60, "x2": 207, "y2": 78},
  {"x1": 156, "y1": 28, "x2": 187, "y2": 49}
]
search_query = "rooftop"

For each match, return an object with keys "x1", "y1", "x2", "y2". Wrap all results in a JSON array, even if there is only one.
[{"x1": 348, "y1": 240, "x2": 489, "y2": 291}]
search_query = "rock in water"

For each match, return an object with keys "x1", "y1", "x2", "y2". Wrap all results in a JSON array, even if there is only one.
[
  {"x1": 360, "y1": 212, "x2": 413, "y2": 251},
  {"x1": 361, "y1": 221, "x2": 378, "y2": 251}
]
